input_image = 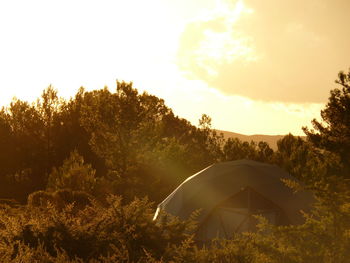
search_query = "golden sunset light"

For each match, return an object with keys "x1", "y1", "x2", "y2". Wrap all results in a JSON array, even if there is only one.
[
  {"x1": 2, "y1": 1, "x2": 350, "y2": 260},
  {"x1": 0, "y1": 0, "x2": 349, "y2": 135}
]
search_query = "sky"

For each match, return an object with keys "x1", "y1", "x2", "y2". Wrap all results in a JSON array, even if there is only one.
[{"x1": 0, "y1": 0, "x2": 349, "y2": 135}]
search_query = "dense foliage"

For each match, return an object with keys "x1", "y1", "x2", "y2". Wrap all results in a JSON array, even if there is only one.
[
  {"x1": 0, "y1": 69, "x2": 350, "y2": 262},
  {"x1": 304, "y1": 69, "x2": 350, "y2": 176},
  {"x1": 0, "y1": 81, "x2": 274, "y2": 204}
]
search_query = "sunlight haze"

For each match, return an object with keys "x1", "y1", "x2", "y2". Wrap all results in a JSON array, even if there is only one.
[{"x1": 1, "y1": 0, "x2": 348, "y2": 135}]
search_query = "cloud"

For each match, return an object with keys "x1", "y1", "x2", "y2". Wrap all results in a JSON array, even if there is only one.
[{"x1": 177, "y1": 0, "x2": 350, "y2": 103}]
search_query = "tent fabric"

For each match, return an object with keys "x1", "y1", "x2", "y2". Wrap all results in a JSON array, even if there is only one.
[{"x1": 154, "y1": 159, "x2": 313, "y2": 240}]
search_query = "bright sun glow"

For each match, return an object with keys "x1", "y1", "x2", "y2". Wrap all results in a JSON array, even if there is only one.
[{"x1": 0, "y1": 0, "x2": 346, "y2": 135}]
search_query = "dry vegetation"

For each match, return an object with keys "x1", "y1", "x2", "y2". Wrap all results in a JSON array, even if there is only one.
[{"x1": 0, "y1": 70, "x2": 350, "y2": 262}]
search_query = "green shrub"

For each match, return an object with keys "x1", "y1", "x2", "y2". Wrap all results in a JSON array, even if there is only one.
[
  {"x1": 28, "y1": 189, "x2": 93, "y2": 211},
  {"x1": 1, "y1": 195, "x2": 196, "y2": 262},
  {"x1": 27, "y1": 190, "x2": 55, "y2": 207},
  {"x1": 47, "y1": 150, "x2": 98, "y2": 195}
]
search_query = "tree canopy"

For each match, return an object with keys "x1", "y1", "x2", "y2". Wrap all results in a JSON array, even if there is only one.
[
  {"x1": 304, "y1": 69, "x2": 350, "y2": 176},
  {"x1": 1, "y1": 69, "x2": 350, "y2": 262}
]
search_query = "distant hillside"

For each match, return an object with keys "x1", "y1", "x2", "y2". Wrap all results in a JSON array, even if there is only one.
[{"x1": 217, "y1": 130, "x2": 285, "y2": 150}]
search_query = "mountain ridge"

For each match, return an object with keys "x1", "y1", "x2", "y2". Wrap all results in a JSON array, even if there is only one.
[{"x1": 216, "y1": 130, "x2": 287, "y2": 150}]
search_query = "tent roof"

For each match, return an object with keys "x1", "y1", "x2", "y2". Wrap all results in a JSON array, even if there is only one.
[{"x1": 156, "y1": 159, "x2": 313, "y2": 225}]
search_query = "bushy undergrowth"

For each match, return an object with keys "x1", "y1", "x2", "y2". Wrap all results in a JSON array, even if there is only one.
[
  {"x1": 0, "y1": 195, "x2": 199, "y2": 262},
  {"x1": 1, "y1": 189, "x2": 350, "y2": 263},
  {"x1": 27, "y1": 189, "x2": 93, "y2": 211}
]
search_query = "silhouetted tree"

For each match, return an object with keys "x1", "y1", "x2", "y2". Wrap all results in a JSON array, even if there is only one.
[
  {"x1": 36, "y1": 86, "x2": 60, "y2": 177},
  {"x1": 222, "y1": 137, "x2": 273, "y2": 163},
  {"x1": 0, "y1": 99, "x2": 46, "y2": 201},
  {"x1": 303, "y1": 69, "x2": 350, "y2": 176}
]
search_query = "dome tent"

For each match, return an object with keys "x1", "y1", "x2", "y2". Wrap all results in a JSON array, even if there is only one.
[{"x1": 154, "y1": 160, "x2": 314, "y2": 242}]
